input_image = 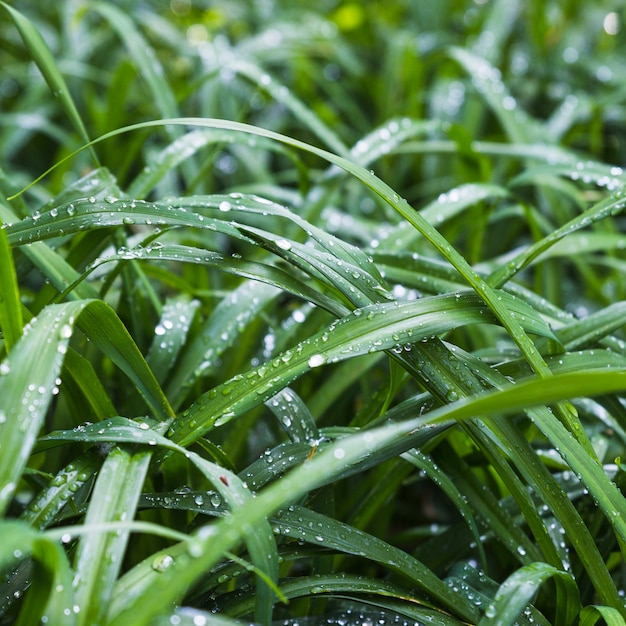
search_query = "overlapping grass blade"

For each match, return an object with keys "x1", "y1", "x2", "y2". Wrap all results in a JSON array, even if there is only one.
[
  {"x1": 0, "y1": 298, "x2": 171, "y2": 517},
  {"x1": 72, "y1": 445, "x2": 152, "y2": 626},
  {"x1": 0, "y1": 522, "x2": 75, "y2": 625},
  {"x1": 478, "y1": 563, "x2": 580, "y2": 626}
]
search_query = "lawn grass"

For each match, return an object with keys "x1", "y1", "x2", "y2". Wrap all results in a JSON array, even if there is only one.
[{"x1": 1, "y1": 1, "x2": 626, "y2": 624}]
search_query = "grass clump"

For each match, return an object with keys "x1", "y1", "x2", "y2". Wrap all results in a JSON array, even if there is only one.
[{"x1": 1, "y1": 1, "x2": 626, "y2": 624}]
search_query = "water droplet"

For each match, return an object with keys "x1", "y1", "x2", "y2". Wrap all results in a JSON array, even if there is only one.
[
  {"x1": 308, "y1": 354, "x2": 326, "y2": 368},
  {"x1": 276, "y1": 238, "x2": 292, "y2": 251},
  {"x1": 152, "y1": 554, "x2": 175, "y2": 572}
]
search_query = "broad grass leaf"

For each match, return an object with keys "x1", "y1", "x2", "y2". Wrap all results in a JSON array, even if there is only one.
[{"x1": 72, "y1": 446, "x2": 152, "y2": 626}]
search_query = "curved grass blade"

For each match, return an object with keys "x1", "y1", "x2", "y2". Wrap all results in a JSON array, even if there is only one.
[
  {"x1": 478, "y1": 563, "x2": 580, "y2": 626},
  {"x1": 0, "y1": 3, "x2": 97, "y2": 165},
  {"x1": 7, "y1": 116, "x2": 582, "y2": 450},
  {"x1": 92, "y1": 243, "x2": 342, "y2": 318},
  {"x1": 126, "y1": 129, "x2": 306, "y2": 199},
  {"x1": 0, "y1": 522, "x2": 76, "y2": 626},
  {"x1": 488, "y1": 192, "x2": 626, "y2": 288},
  {"x1": 105, "y1": 366, "x2": 626, "y2": 626},
  {"x1": 271, "y1": 505, "x2": 477, "y2": 618},
  {"x1": 216, "y1": 574, "x2": 460, "y2": 620},
  {"x1": 169, "y1": 290, "x2": 554, "y2": 446},
  {"x1": 579, "y1": 605, "x2": 626, "y2": 626},
  {"x1": 0, "y1": 298, "x2": 172, "y2": 514},
  {"x1": 265, "y1": 388, "x2": 319, "y2": 443}
]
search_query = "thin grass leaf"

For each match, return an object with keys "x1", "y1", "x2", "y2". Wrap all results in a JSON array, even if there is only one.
[
  {"x1": 0, "y1": 3, "x2": 98, "y2": 165},
  {"x1": 487, "y1": 192, "x2": 626, "y2": 288},
  {"x1": 0, "y1": 225, "x2": 22, "y2": 352},
  {"x1": 217, "y1": 574, "x2": 457, "y2": 619},
  {"x1": 0, "y1": 522, "x2": 76, "y2": 626},
  {"x1": 271, "y1": 505, "x2": 478, "y2": 618}
]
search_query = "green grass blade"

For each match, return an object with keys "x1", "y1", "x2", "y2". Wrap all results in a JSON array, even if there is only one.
[
  {"x1": 0, "y1": 303, "x2": 82, "y2": 515},
  {"x1": 169, "y1": 290, "x2": 554, "y2": 447},
  {"x1": 73, "y1": 445, "x2": 152, "y2": 626},
  {"x1": 90, "y1": 3, "x2": 179, "y2": 132},
  {"x1": 579, "y1": 605, "x2": 626, "y2": 626},
  {"x1": 0, "y1": 2, "x2": 98, "y2": 165},
  {"x1": 478, "y1": 563, "x2": 580, "y2": 626},
  {"x1": 0, "y1": 298, "x2": 171, "y2": 517},
  {"x1": 0, "y1": 224, "x2": 22, "y2": 352}
]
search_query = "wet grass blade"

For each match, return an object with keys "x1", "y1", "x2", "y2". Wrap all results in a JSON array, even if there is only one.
[{"x1": 72, "y1": 445, "x2": 152, "y2": 626}]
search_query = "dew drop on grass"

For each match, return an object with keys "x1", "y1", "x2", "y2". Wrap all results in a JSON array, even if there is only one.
[
  {"x1": 151, "y1": 554, "x2": 175, "y2": 572},
  {"x1": 219, "y1": 201, "x2": 232, "y2": 212},
  {"x1": 308, "y1": 354, "x2": 326, "y2": 368}
]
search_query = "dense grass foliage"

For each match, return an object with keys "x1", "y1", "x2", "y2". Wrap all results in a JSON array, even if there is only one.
[{"x1": 2, "y1": 0, "x2": 626, "y2": 624}]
